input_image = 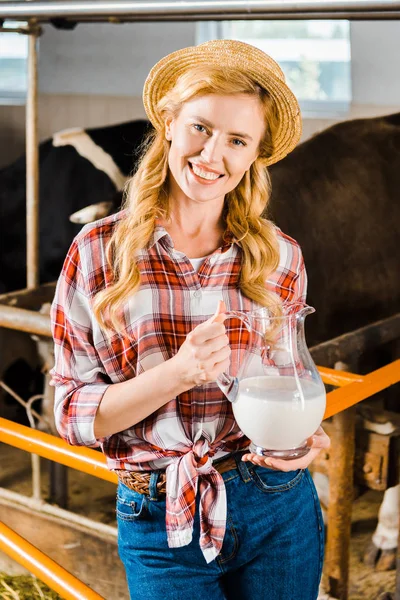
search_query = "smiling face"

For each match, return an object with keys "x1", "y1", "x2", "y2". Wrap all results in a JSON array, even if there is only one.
[{"x1": 165, "y1": 93, "x2": 266, "y2": 207}]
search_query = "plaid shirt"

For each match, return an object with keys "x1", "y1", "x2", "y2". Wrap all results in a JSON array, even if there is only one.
[{"x1": 50, "y1": 210, "x2": 307, "y2": 563}]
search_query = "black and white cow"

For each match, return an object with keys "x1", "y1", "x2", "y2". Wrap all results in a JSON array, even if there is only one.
[{"x1": 0, "y1": 119, "x2": 150, "y2": 293}]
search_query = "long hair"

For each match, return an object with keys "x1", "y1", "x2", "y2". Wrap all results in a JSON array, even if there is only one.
[{"x1": 93, "y1": 65, "x2": 282, "y2": 334}]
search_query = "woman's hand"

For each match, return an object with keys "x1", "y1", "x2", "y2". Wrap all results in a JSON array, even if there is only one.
[
  {"x1": 241, "y1": 426, "x2": 330, "y2": 472},
  {"x1": 170, "y1": 300, "x2": 230, "y2": 390}
]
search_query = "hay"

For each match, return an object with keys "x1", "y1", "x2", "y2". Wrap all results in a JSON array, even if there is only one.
[{"x1": 0, "y1": 573, "x2": 62, "y2": 599}]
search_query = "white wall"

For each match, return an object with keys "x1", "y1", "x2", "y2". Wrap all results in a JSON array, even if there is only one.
[
  {"x1": 37, "y1": 20, "x2": 400, "y2": 108},
  {"x1": 38, "y1": 22, "x2": 196, "y2": 95},
  {"x1": 351, "y1": 21, "x2": 400, "y2": 106}
]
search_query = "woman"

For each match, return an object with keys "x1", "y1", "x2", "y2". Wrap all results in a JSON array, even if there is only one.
[{"x1": 51, "y1": 39, "x2": 330, "y2": 600}]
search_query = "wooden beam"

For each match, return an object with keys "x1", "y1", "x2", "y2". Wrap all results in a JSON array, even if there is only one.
[{"x1": 310, "y1": 314, "x2": 400, "y2": 366}]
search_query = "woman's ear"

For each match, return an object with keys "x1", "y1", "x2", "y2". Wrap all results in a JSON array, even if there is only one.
[
  {"x1": 247, "y1": 154, "x2": 259, "y2": 171},
  {"x1": 165, "y1": 116, "x2": 173, "y2": 141}
]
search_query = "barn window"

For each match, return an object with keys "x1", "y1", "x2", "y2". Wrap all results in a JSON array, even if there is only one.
[
  {"x1": 197, "y1": 20, "x2": 351, "y2": 117},
  {"x1": 0, "y1": 21, "x2": 28, "y2": 105}
]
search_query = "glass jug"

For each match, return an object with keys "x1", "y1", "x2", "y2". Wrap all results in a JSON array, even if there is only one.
[{"x1": 216, "y1": 303, "x2": 326, "y2": 460}]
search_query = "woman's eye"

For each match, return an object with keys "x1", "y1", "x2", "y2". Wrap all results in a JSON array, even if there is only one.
[
  {"x1": 232, "y1": 138, "x2": 246, "y2": 147},
  {"x1": 193, "y1": 124, "x2": 207, "y2": 133}
]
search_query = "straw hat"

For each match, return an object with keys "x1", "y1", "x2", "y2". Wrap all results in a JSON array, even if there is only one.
[{"x1": 143, "y1": 39, "x2": 302, "y2": 166}]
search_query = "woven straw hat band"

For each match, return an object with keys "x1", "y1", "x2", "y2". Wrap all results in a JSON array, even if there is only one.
[{"x1": 143, "y1": 39, "x2": 302, "y2": 166}]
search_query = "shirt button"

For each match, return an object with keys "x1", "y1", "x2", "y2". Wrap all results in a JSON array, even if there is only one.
[
  {"x1": 210, "y1": 256, "x2": 217, "y2": 265},
  {"x1": 193, "y1": 290, "x2": 201, "y2": 299}
]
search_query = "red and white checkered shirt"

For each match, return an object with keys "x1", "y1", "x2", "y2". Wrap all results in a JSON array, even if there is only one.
[{"x1": 50, "y1": 210, "x2": 307, "y2": 563}]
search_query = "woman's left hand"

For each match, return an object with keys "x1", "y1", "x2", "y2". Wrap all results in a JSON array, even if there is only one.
[{"x1": 241, "y1": 426, "x2": 330, "y2": 472}]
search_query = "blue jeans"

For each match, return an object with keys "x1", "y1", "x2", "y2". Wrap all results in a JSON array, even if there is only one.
[{"x1": 117, "y1": 454, "x2": 324, "y2": 600}]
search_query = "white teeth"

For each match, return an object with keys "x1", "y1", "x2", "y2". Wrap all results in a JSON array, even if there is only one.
[{"x1": 191, "y1": 163, "x2": 221, "y2": 180}]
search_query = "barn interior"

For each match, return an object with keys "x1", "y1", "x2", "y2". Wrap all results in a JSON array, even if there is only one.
[{"x1": 0, "y1": 2, "x2": 399, "y2": 600}]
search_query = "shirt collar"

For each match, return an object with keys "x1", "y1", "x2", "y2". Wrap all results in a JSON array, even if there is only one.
[
  {"x1": 148, "y1": 225, "x2": 173, "y2": 250},
  {"x1": 148, "y1": 225, "x2": 238, "y2": 254}
]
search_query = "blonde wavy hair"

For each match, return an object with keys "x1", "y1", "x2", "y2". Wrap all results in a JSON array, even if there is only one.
[{"x1": 93, "y1": 64, "x2": 282, "y2": 334}]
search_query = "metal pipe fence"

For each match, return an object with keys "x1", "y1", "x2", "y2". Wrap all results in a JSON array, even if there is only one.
[
  {"x1": 1, "y1": 0, "x2": 400, "y2": 22},
  {"x1": 1, "y1": 359, "x2": 399, "y2": 599}
]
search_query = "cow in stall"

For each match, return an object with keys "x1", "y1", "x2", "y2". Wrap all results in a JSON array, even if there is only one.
[
  {"x1": 0, "y1": 119, "x2": 150, "y2": 293},
  {"x1": 70, "y1": 112, "x2": 400, "y2": 574},
  {"x1": 268, "y1": 112, "x2": 400, "y2": 573},
  {"x1": 0, "y1": 120, "x2": 150, "y2": 423},
  {"x1": 1, "y1": 113, "x2": 399, "y2": 575}
]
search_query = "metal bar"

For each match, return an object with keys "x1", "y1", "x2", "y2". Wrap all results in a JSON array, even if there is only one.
[
  {"x1": 310, "y1": 313, "x2": 400, "y2": 367},
  {"x1": 25, "y1": 396, "x2": 43, "y2": 501},
  {"x1": 317, "y1": 365, "x2": 364, "y2": 387},
  {"x1": 0, "y1": 521, "x2": 105, "y2": 600},
  {"x1": 0, "y1": 304, "x2": 52, "y2": 337},
  {"x1": 0, "y1": 26, "x2": 35, "y2": 33},
  {"x1": 4, "y1": 11, "x2": 400, "y2": 24},
  {"x1": 15, "y1": 11, "x2": 400, "y2": 21},
  {"x1": 41, "y1": 360, "x2": 56, "y2": 432},
  {"x1": 0, "y1": 381, "x2": 46, "y2": 426},
  {"x1": 1, "y1": 0, "x2": 400, "y2": 21},
  {"x1": 49, "y1": 461, "x2": 69, "y2": 508},
  {"x1": 0, "y1": 417, "x2": 119, "y2": 485},
  {"x1": 0, "y1": 281, "x2": 56, "y2": 309},
  {"x1": 26, "y1": 26, "x2": 40, "y2": 290},
  {"x1": 323, "y1": 359, "x2": 400, "y2": 419}
]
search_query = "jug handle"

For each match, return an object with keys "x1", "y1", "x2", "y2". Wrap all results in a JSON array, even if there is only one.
[{"x1": 216, "y1": 311, "x2": 252, "y2": 403}]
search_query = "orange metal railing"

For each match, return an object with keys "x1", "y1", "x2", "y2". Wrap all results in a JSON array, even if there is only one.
[
  {"x1": 0, "y1": 361, "x2": 398, "y2": 487},
  {"x1": 317, "y1": 365, "x2": 364, "y2": 387},
  {"x1": 0, "y1": 417, "x2": 118, "y2": 485},
  {"x1": 320, "y1": 360, "x2": 400, "y2": 419},
  {"x1": 0, "y1": 522, "x2": 104, "y2": 600},
  {"x1": 0, "y1": 359, "x2": 399, "y2": 599}
]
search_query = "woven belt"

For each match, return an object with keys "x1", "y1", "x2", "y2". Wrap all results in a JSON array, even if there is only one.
[{"x1": 117, "y1": 454, "x2": 238, "y2": 496}]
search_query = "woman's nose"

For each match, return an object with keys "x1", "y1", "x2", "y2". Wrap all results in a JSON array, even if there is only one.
[{"x1": 201, "y1": 135, "x2": 224, "y2": 164}]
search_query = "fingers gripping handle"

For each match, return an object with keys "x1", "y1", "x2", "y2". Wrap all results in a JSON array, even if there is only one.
[{"x1": 215, "y1": 308, "x2": 252, "y2": 403}]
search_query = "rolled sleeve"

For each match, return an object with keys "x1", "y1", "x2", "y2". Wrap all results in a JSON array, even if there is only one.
[{"x1": 50, "y1": 239, "x2": 110, "y2": 447}]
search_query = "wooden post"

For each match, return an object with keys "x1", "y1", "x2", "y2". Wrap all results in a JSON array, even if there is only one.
[
  {"x1": 324, "y1": 358, "x2": 357, "y2": 600},
  {"x1": 26, "y1": 24, "x2": 40, "y2": 289}
]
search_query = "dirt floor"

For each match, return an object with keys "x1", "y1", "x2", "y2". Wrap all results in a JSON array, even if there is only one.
[{"x1": 0, "y1": 444, "x2": 396, "y2": 599}]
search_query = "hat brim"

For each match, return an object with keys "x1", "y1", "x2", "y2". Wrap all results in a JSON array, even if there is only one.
[{"x1": 143, "y1": 40, "x2": 302, "y2": 167}]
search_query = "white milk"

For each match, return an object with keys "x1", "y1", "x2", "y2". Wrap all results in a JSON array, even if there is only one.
[{"x1": 232, "y1": 376, "x2": 326, "y2": 450}]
